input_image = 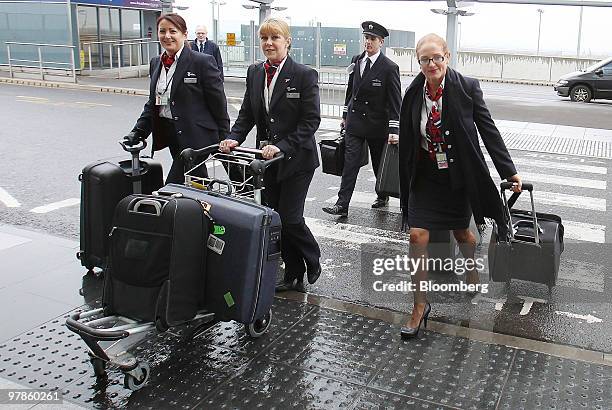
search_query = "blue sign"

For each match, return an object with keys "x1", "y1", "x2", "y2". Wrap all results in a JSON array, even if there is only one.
[{"x1": 72, "y1": 0, "x2": 162, "y2": 10}]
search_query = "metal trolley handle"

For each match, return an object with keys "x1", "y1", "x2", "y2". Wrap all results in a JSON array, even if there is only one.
[{"x1": 500, "y1": 182, "x2": 539, "y2": 244}]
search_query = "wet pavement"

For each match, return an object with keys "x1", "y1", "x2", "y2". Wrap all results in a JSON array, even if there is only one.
[{"x1": 1, "y1": 224, "x2": 611, "y2": 409}]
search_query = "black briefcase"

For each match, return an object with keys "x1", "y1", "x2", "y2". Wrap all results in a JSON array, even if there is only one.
[
  {"x1": 375, "y1": 143, "x2": 400, "y2": 198},
  {"x1": 319, "y1": 129, "x2": 368, "y2": 176},
  {"x1": 488, "y1": 182, "x2": 564, "y2": 291}
]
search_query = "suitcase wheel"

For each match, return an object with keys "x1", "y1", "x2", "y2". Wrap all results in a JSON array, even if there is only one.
[
  {"x1": 245, "y1": 309, "x2": 272, "y2": 338},
  {"x1": 123, "y1": 362, "x2": 150, "y2": 391}
]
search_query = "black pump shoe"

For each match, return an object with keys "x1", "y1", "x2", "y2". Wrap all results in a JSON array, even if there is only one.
[{"x1": 400, "y1": 303, "x2": 431, "y2": 339}]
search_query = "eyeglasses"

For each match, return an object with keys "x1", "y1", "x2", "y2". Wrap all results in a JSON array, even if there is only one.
[{"x1": 418, "y1": 55, "x2": 446, "y2": 65}]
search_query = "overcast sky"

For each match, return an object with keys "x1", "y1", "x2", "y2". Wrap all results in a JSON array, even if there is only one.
[{"x1": 176, "y1": 0, "x2": 612, "y2": 58}]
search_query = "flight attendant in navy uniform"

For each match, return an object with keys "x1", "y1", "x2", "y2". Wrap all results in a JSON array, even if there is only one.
[
  {"x1": 398, "y1": 33, "x2": 522, "y2": 339},
  {"x1": 323, "y1": 21, "x2": 401, "y2": 217},
  {"x1": 220, "y1": 18, "x2": 322, "y2": 292},
  {"x1": 125, "y1": 13, "x2": 230, "y2": 184}
]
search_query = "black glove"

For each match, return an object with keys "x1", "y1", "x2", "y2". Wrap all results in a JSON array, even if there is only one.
[{"x1": 123, "y1": 131, "x2": 141, "y2": 146}]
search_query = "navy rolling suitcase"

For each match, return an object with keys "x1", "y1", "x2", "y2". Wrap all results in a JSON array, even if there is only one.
[
  {"x1": 103, "y1": 193, "x2": 212, "y2": 329},
  {"x1": 159, "y1": 183, "x2": 282, "y2": 327},
  {"x1": 488, "y1": 182, "x2": 564, "y2": 290},
  {"x1": 78, "y1": 141, "x2": 163, "y2": 274}
]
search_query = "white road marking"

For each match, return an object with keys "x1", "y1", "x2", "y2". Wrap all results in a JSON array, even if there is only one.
[
  {"x1": 74, "y1": 101, "x2": 112, "y2": 107},
  {"x1": 0, "y1": 187, "x2": 20, "y2": 208},
  {"x1": 489, "y1": 168, "x2": 606, "y2": 190},
  {"x1": 327, "y1": 186, "x2": 339, "y2": 190},
  {"x1": 230, "y1": 103, "x2": 242, "y2": 111},
  {"x1": 305, "y1": 197, "x2": 317, "y2": 202},
  {"x1": 30, "y1": 198, "x2": 80, "y2": 214},
  {"x1": 484, "y1": 155, "x2": 607, "y2": 174},
  {"x1": 563, "y1": 221, "x2": 606, "y2": 244},
  {"x1": 16, "y1": 95, "x2": 48, "y2": 101},
  {"x1": 554, "y1": 311, "x2": 603, "y2": 324},
  {"x1": 511, "y1": 190, "x2": 605, "y2": 212},
  {"x1": 320, "y1": 131, "x2": 339, "y2": 138},
  {"x1": 517, "y1": 296, "x2": 547, "y2": 316},
  {"x1": 305, "y1": 217, "x2": 408, "y2": 247}
]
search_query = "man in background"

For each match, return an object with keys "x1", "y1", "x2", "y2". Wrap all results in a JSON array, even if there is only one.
[{"x1": 191, "y1": 25, "x2": 224, "y2": 80}]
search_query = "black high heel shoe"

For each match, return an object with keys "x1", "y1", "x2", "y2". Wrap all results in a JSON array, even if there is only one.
[{"x1": 400, "y1": 302, "x2": 431, "y2": 339}]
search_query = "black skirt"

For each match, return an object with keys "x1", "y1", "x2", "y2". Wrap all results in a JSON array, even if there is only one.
[{"x1": 407, "y1": 150, "x2": 471, "y2": 230}]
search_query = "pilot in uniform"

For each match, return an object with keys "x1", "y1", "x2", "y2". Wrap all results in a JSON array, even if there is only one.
[{"x1": 323, "y1": 20, "x2": 401, "y2": 217}]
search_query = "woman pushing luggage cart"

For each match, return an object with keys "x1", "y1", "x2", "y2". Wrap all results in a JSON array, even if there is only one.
[{"x1": 66, "y1": 145, "x2": 284, "y2": 391}]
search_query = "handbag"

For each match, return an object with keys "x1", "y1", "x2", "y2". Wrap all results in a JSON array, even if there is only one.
[{"x1": 319, "y1": 128, "x2": 369, "y2": 176}]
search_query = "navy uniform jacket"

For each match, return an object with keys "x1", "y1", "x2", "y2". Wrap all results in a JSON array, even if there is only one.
[
  {"x1": 398, "y1": 68, "x2": 517, "y2": 228},
  {"x1": 133, "y1": 46, "x2": 230, "y2": 152},
  {"x1": 228, "y1": 56, "x2": 321, "y2": 181},
  {"x1": 191, "y1": 39, "x2": 224, "y2": 80},
  {"x1": 342, "y1": 51, "x2": 401, "y2": 138}
]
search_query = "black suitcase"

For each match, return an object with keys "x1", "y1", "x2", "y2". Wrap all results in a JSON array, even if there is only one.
[
  {"x1": 488, "y1": 182, "x2": 564, "y2": 290},
  {"x1": 375, "y1": 143, "x2": 400, "y2": 198},
  {"x1": 103, "y1": 193, "x2": 212, "y2": 329},
  {"x1": 319, "y1": 128, "x2": 369, "y2": 176},
  {"x1": 77, "y1": 141, "x2": 163, "y2": 274},
  {"x1": 159, "y1": 183, "x2": 282, "y2": 326}
]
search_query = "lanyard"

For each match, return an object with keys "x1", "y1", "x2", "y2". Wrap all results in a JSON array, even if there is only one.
[{"x1": 157, "y1": 65, "x2": 175, "y2": 97}]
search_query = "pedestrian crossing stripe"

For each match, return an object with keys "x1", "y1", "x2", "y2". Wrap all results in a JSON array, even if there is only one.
[
  {"x1": 483, "y1": 154, "x2": 607, "y2": 175},
  {"x1": 321, "y1": 192, "x2": 607, "y2": 244},
  {"x1": 488, "y1": 169, "x2": 606, "y2": 190}
]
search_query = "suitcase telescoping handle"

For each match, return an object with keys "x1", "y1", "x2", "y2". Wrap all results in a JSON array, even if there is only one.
[
  {"x1": 499, "y1": 182, "x2": 539, "y2": 244},
  {"x1": 119, "y1": 139, "x2": 148, "y2": 194}
]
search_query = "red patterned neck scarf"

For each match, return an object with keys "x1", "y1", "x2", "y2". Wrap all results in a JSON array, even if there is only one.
[
  {"x1": 264, "y1": 61, "x2": 279, "y2": 87},
  {"x1": 425, "y1": 84, "x2": 444, "y2": 161},
  {"x1": 161, "y1": 52, "x2": 175, "y2": 69}
]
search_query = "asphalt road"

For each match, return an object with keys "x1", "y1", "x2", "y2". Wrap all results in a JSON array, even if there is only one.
[{"x1": 0, "y1": 83, "x2": 611, "y2": 353}]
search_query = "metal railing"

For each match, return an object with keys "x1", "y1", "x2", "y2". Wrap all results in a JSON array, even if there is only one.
[
  {"x1": 82, "y1": 38, "x2": 159, "y2": 72},
  {"x1": 6, "y1": 42, "x2": 76, "y2": 83},
  {"x1": 112, "y1": 40, "x2": 160, "y2": 78}
]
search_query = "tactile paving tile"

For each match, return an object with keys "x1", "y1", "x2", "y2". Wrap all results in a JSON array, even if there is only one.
[
  {"x1": 197, "y1": 358, "x2": 361, "y2": 409},
  {"x1": 263, "y1": 307, "x2": 400, "y2": 385},
  {"x1": 351, "y1": 388, "x2": 456, "y2": 410},
  {"x1": 369, "y1": 331, "x2": 515, "y2": 409},
  {"x1": 194, "y1": 298, "x2": 314, "y2": 356},
  {"x1": 498, "y1": 350, "x2": 612, "y2": 410},
  {"x1": 0, "y1": 314, "x2": 91, "y2": 393}
]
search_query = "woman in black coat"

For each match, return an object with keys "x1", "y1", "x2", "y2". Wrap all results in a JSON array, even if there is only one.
[
  {"x1": 126, "y1": 13, "x2": 230, "y2": 184},
  {"x1": 220, "y1": 18, "x2": 321, "y2": 292},
  {"x1": 398, "y1": 34, "x2": 522, "y2": 339}
]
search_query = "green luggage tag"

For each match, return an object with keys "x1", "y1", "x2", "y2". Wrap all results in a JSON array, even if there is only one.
[
  {"x1": 213, "y1": 225, "x2": 226, "y2": 235},
  {"x1": 224, "y1": 292, "x2": 235, "y2": 307}
]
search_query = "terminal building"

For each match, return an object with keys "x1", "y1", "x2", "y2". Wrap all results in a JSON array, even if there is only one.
[{"x1": 0, "y1": 0, "x2": 162, "y2": 69}]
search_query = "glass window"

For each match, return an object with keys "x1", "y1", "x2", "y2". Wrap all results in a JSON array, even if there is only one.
[
  {"x1": 99, "y1": 8, "x2": 120, "y2": 68},
  {"x1": 602, "y1": 63, "x2": 612, "y2": 76},
  {"x1": 77, "y1": 6, "x2": 99, "y2": 67}
]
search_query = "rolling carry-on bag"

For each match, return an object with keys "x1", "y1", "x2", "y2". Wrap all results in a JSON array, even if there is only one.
[
  {"x1": 78, "y1": 140, "x2": 163, "y2": 274},
  {"x1": 375, "y1": 143, "x2": 400, "y2": 198},
  {"x1": 103, "y1": 193, "x2": 212, "y2": 329},
  {"x1": 488, "y1": 182, "x2": 564, "y2": 290},
  {"x1": 319, "y1": 128, "x2": 369, "y2": 176},
  {"x1": 159, "y1": 183, "x2": 282, "y2": 326}
]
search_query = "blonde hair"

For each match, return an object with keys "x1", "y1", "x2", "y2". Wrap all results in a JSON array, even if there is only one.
[
  {"x1": 259, "y1": 18, "x2": 292, "y2": 49},
  {"x1": 416, "y1": 33, "x2": 449, "y2": 57}
]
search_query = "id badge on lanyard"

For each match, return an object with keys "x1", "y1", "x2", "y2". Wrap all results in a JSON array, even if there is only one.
[
  {"x1": 436, "y1": 152, "x2": 448, "y2": 169},
  {"x1": 155, "y1": 94, "x2": 169, "y2": 106}
]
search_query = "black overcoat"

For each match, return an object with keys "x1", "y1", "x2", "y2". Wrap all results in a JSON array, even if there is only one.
[{"x1": 398, "y1": 68, "x2": 517, "y2": 228}]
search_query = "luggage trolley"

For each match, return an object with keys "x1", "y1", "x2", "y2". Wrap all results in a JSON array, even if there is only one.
[{"x1": 66, "y1": 145, "x2": 283, "y2": 391}]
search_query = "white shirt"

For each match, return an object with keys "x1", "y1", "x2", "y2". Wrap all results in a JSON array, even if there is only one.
[
  {"x1": 360, "y1": 49, "x2": 381, "y2": 76},
  {"x1": 420, "y1": 78, "x2": 445, "y2": 150},
  {"x1": 264, "y1": 55, "x2": 288, "y2": 113},
  {"x1": 156, "y1": 44, "x2": 185, "y2": 119},
  {"x1": 197, "y1": 40, "x2": 206, "y2": 51}
]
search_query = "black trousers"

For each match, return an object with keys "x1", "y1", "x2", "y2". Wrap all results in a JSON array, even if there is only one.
[
  {"x1": 159, "y1": 119, "x2": 208, "y2": 185},
  {"x1": 264, "y1": 166, "x2": 320, "y2": 282},
  {"x1": 337, "y1": 132, "x2": 386, "y2": 207}
]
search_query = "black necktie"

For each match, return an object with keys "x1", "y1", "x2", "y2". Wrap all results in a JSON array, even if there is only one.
[
  {"x1": 199, "y1": 43, "x2": 203, "y2": 52},
  {"x1": 362, "y1": 57, "x2": 371, "y2": 78}
]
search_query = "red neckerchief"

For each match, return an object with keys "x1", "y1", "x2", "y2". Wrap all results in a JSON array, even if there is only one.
[
  {"x1": 161, "y1": 52, "x2": 175, "y2": 69},
  {"x1": 264, "y1": 60, "x2": 281, "y2": 87},
  {"x1": 425, "y1": 84, "x2": 445, "y2": 162}
]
